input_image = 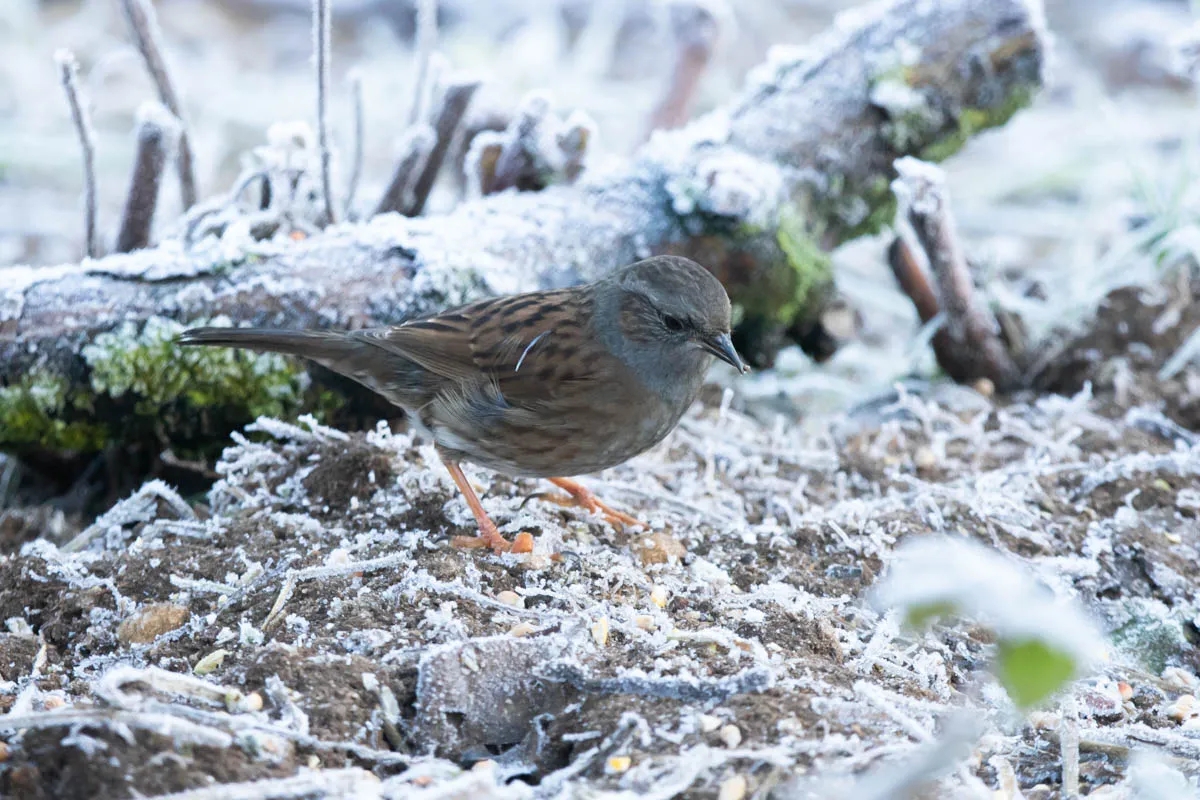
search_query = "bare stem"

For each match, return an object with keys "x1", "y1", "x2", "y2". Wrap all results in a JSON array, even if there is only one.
[
  {"x1": 402, "y1": 76, "x2": 480, "y2": 216},
  {"x1": 55, "y1": 50, "x2": 99, "y2": 259},
  {"x1": 118, "y1": 0, "x2": 198, "y2": 209},
  {"x1": 645, "y1": 2, "x2": 720, "y2": 138},
  {"x1": 373, "y1": 124, "x2": 436, "y2": 216},
  {"x1": 116, "y1": 102, "x2": 182, "y2": 253},
  {"x1": 409, "y1": 0, "x2": 438, "y2": 125},
  {"x1": 312, "y1": 0, "x2": 337, "y2": 226},
  {"x1": 344, "y1": 69, "x2": 364, "y2": 218},
  {"x1": 892, "y1": 157, "x2": 1022, "y2": 390}
]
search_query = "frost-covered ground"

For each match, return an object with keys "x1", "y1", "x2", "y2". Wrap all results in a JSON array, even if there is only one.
[
  {"x1": 6, "y1": 0, "x2": 1200, "y2": 797},
  {"x1": 3, "y1": 344, "x2": 1200, "y2": 797}
]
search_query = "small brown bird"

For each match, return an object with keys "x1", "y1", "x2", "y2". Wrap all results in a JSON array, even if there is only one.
[{"x1": 178, "y1": 255, "x2": 746, "y2": 552}]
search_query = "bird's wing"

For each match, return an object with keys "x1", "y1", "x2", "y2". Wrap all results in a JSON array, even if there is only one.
[{"x1": 351, "y1": 288, "x2": 607, "y2": 403}]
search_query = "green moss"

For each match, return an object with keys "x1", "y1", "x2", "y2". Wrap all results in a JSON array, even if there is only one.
[
  {"x1": 773, "y1": 205, "x2": 834, "y2": 323},
  {"x1": 919, "y1": 86, "x2": 1036, "y2": 163},
  {"x1": 0, "y1": 374, "x2": 107, "y2": 451},
  {"x1": 83, "y1": 317, "x2": 311, "y2": 419}
]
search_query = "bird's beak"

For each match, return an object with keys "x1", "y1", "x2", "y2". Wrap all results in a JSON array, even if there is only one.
[{"x1": 702, "y1": 332, "x2": 748, "y2": 374}]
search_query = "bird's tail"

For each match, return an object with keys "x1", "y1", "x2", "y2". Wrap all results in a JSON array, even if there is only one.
[
  {"x1": 177, "y1": 326, "x2": 359, "y2": 362},
  {"x1": 177, "y1": 326, "x2": 422, "y2": 409}
]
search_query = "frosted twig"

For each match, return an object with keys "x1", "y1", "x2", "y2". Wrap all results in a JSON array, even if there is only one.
[
  {"x1": 489, "y1": 93, "x2": 552, "y2": 194},
  {"x1": 887, "y1": 235, "x2": 940, "y2": 324},
  {"x1": 263, "y1": 574, "x2": 297, "y2": 630},
  {"x1": 540, "y1": 661, "x2": 773, "y2": 702},
  {"x1": 264, "y1": 675, "x2": 310, "y2": 735},
  {"x1": 892, "y1": 157, "x2": 1021, "y2": 391},
  {"x1": 141, "y1": 768, "x2": 380, "y2": 799},
  {"x1": 95, "y1": 666, "x2": 241, "y2": 711},
  {"x1": 1061, "y1": 695, "x2": 1080, "y2": 798},
  {"x1": 403, "y1": 77, "x2": 480, "y2": 216},
  {"x1": 0, "y1": 708, "x2": 234, "y2": 749},
  {"x1": 312, "y1": 0, "x2": 337, "y2": 225},
  {"x1": 118, "y1": 0, "x2": 198, "y2": 209},
  {"x1": 645, "y1": 1, "x2": 721, "y2": 136},
  {"x1": 373, "y1": 124, "x2": 435, "y2": 216},
  {"x1": 169, "y1": 574, "x2": 239, "y2": 595},
  {"x1": 64, "y1": 479, "x2": 195, "y2": 552},
  {"x1": 343, "y1": 70, "x2": 364, "y2": 217},
  {"x1": 116, "y1": 102, "x2": 181, "y2": 253},
  {"x1": 55, "y1": 50, "x2": 98, "y2": 259},
  {"x1": 408, "y1": 0, "x2": 438, "y2": 125}
]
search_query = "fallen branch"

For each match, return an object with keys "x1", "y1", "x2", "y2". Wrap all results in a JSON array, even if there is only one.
[
  {"x1": 373, "y1": 125, "x2": 436, "y2": 217},
  {"x1": 399, "y1": 76, "x2": 480, "y2": 216},
  {"x1": 0, "y1": 0, "x2": 1046, "y2": 456},
  {"x1": 891, "y1": 157, "x2": 1023, "y2": 390}
]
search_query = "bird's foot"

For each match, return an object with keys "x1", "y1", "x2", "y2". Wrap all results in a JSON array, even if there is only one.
[
  {"x1": 451, "y1": 528, "x2": 534, "y2": 554},
  {"x1": 544, "y1": 477, "x2": 646, "y2": 531}
]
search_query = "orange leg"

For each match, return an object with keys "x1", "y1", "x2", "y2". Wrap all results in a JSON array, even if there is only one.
[
  {"x1": 444, "y1": 460, "x2": 533, "y2": 554},
  {"x1": 545, "y1": 477, "x2": 646, "y2": 531}
]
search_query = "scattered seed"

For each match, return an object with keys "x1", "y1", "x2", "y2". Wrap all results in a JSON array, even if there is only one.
[
  {"x1": 496, "y1": 590, "x2": 524, "y2": 608},
  {"x1": 194, "y1": 649, "x2": 230, "y2": 675},
  {"x1": 607, "y1": 756, "x2": 631, "y2": 773},
  {"x1": 650, "y1": 586, "x2": 669, "y2": 608},
  {"x1": 719, "y1": 724, "x2": 742, "y2": 748},
  {"x1": 591, "y1": 617, "x2": 610, "y2": 647},
  {"x1": 718, "y1": 774, "x2": 747, "y2": 800},
  {"x1": 699, "y1": 714, "x2": 722, "y2": 733},
  {"x1": 509, "y1": 622, "x2": 537, "y2": 637}
]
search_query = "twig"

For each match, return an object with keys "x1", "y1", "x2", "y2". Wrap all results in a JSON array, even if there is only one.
[
  {"x1": 312, "y1": 0, "x2": 337, "y2": 226},
  {"x1": 409, "y1": 0, "x2": 438, "y2": 125},
  {"x1": 401, "y1": 76, "x2": 480, "y2": 216},
  {"x1": 371, "y1": 124, "x2": 435, "y2": 216},
  {"x1": 116, "y1": 102, "x2": 181, "y2": 253},
  {"x1": 0, "y1": 708, "x2": 234, "y2": 749},
  {"x1": 118, "y1": 0, "x2": 198, "y2": 209},
  {"x1": 645, "y1": 1, "x2": 721, "y2": 137},
  {"x1": 141, "y1": 769, "x2": 379, "y2": 800},
  {"x1": 490, "y1": 92, "x2": 551, "y2": 194},
  {"x1": 343, "y1": 69, "x2": 364, "y2": 218},
  {"x1": 55, "y1": 50, "x2": 98, "y2": 259},
  {"x1": 887, "y1": 236, "x2": 939, "y2": 323},
  {"x1": 892, "y1": 157, "x2": 1022, "y2": 391},
  {"x1": 1061, "y1": 695, "x2": 1081, "y2": 799}
]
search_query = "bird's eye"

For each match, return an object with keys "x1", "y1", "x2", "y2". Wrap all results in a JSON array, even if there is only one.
[{"x1": 661, "y1": 314, "x2": 685, "y2": 332}]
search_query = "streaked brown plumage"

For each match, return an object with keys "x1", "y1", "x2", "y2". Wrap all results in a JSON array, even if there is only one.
[{"x1": 177, "y1": 255, "x2": 746, "y2": 552}]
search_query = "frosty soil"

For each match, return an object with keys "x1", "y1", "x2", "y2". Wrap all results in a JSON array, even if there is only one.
[{"x1": 2, "y1": 351, "x2": 1200, "y2": 797}]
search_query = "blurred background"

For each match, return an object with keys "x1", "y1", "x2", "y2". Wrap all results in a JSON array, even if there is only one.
[{"x1": 1, "y1": 0, "x2": 1198, "y2": 417}]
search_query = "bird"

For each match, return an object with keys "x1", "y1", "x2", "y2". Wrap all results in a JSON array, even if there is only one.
[{"x1": 177, "y1": 255, "x2": 746, "y2": 553}]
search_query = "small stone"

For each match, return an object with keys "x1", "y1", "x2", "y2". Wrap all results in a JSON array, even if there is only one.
[
  {"x1": 636, "y1": 531, "x2": 686, "y2": 565},
  {"x1": 650, "y1": 586, "x2": 669, "y2": 608},
  {"x1": 496, "y1": 590, "x2": 524, "y2": 608},
  {"x1": 913, "y1": 447, "x2": 937, "y2": 471},
  {"x1": 42, "y1": 696, "x2": 65, "y2": 710},
  {"x1": 519, "y1": 554, "x2": 551, "y2": 571},
  {"x1": 244, "y1": 692, "x2": 264, "y2": 712},
  {"x1": 1166, "y1": 694, "x2": 1194, "y2": 722},
  {"x1": 193, "y1": 649, "x2": 230, "y2": 675},
  {"x1": 508, "y1": 622, "x2": 537, "y2": 638},
  {"x1": 306, "y1": 755, "x2": 321, "y2": 769},
  {"x1": 719, "y1": 724, "x2": 742, "y2": 748},
  {"x1": 117, "y1": 604, "x2": 190, "y2": 645},
  {"x1": 699, "y1": 714, "x2": 722, "y2": 733},
  {"x1": 972, "y1": 378, "x2": 995, "y2": 398},
  {"x1": 591, "y1": 617, "x2": 609, "y2": 647},
  {"x1": 606, "y1": 756, "x2": 631, "y2": 773},
  {"x1": 718, "y1": 774, "x2": 747, "y2": 800},
  {"x1": 635, "y1": 615, "x2": 656, "y2": 631}
]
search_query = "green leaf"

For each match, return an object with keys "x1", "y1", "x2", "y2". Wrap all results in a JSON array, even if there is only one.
[
  {"x1": 904, "y1": 601, "x2": 958, "y2": 630},
  {"x1": 996, "y1": 638, "x2": 1076, "y2": 708}
]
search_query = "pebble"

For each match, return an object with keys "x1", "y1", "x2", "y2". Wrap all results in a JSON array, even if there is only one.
[
  {"x1": 496, "y1": 590, "x2": 524, "y2": 608},
  {"x1": 607, "y1": 756, "x2": 631, "y2": 773},
  {"x1": 1166, "y1": 694, "x2": 1194, "y2": 722},
  {"x1": 508, "y1": 622, "x2": 537, "y2": 637},
  {"x1": 718, "y1": 775, "x2": 747, "y2": 800},
  {"x1": 719, "y1": 724, "x2": 742, "y2": 748},
  {"x1": 636, "y1": 531, "x2": 686, "y2": 565},
  {"x1": 591, "y1": 617, "x2": 610, "y2": 647},
  {"x1": 117, "y1": 604, "x2": 190, "y2": 645},
  {"x1": 699, "y1": 714, "x2": 722, "y2": 733}
]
